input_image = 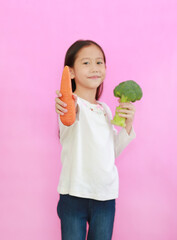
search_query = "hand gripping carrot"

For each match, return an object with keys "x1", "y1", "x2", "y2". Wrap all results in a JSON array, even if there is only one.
[{"x1": 59, "y1": 66, "x2": 76, "y2": 126}]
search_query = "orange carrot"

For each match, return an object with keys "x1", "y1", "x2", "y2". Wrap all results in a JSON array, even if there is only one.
[{"x1": 60, "y1": 66, "x2": 76, "y2": 126}]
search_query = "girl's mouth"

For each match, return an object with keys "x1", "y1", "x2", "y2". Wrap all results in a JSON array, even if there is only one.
[{"x1": 88, "y1": 76, "x2": 101, "y2": 79}]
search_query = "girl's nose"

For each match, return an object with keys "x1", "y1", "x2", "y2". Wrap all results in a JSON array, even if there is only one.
[{"x1": 90, "y1": 63, "x2": 99, "y2": 72}]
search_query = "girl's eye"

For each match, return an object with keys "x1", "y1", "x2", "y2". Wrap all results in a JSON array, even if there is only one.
[
  {"x1": 97, "y1": 61, "x2": 103, "y2": 64},
  {"x1": 83, "y1": 62, "x2": 89, "y2": 65}
]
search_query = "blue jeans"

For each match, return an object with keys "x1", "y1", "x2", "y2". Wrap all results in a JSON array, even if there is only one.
[{"x1": 57, "y1": 194, "x2": 115, "y2": 240}]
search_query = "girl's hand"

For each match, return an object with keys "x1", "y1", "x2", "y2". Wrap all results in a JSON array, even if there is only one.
[
  {"x1": 117, "y1": 99, "x2": 136, "y2": 134},
  {"x1": 55, "y1": 90, "x2": 78, "y2": 115}
]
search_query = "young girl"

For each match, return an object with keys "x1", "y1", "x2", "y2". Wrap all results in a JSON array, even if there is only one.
[{"x1": 55, "y1": 40, "x2": 136, "y2": 240}]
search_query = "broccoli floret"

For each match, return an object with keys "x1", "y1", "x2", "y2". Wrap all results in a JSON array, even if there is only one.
[{"x1": 111, "y1": 80, "x2": 143, "y2": 127}]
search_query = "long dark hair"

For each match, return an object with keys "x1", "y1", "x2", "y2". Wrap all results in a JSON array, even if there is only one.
[{"x1": 64, "y1": 40, "x2": 106, "y2": 100}]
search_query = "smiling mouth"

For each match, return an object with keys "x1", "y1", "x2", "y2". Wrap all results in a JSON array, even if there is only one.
[{"x1": 88, "y1": 76, "x2": 101, "y2": 79}]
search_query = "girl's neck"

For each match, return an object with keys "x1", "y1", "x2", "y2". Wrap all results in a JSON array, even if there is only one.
[{"x1": 74, "y1": 89, "x2": 97, "y2": 104}]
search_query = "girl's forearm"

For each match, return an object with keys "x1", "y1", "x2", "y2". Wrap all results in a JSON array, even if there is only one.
[{"x1": 125, "y1": 123, "x2": 132, "y2": 135}]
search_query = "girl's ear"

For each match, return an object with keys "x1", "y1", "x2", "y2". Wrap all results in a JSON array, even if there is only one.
[{"x1": 69, "y1": 67, "x2": 75, "y2": 79}]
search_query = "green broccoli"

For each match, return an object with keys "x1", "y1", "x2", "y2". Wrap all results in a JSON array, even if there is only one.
[{"x1": 111, "y1": 80, "x2": 143, "y2": 127}]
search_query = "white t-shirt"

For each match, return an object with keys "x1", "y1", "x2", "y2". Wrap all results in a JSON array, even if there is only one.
[{"x1": 57, "y1": 96, "x2": 136, "y2": 201}]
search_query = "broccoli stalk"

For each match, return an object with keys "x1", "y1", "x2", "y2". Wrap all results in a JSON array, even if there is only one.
[
  {"x1": 111, "y1": 80, "x2": 143, "y2": 127},
  {"x1": 111, "y1": 95, "x2": 130, "y2": 127}
]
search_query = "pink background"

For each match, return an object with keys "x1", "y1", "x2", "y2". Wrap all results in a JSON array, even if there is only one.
[{"x1": 1, "y1": 0, "x2": 177, "y2": 239}]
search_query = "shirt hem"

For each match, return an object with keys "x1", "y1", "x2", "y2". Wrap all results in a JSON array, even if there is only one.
[{"x1": 57, "y1": 188, "x2": 119, "y2": 201}]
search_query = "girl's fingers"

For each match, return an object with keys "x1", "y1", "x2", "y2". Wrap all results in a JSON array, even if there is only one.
[
  {"x1": 119, "y1": 103, "x2": 135, "y2": 111},
  {"x1": 56, "y1": 90, "x2": 62, "y2": 97},
  {"x1": 116, "y1": 107, "x2": 135, "y2": 113},
  {"x1": 56, "y1": 90, "x2": 60, "y2": 96},
  {"x1": 55, "y1": 90, "x2": 68, "y2": 115},
  {"x1": 55, "y1": 93, "x2": 77, "y2": 115},
  {"x1": 118, "y1": 113, "x2": 132, "y2": 119},
  {"x1": 119, "y1": 104, "x2": 133, "y2": 110},
  {"x1": 116, "y1": 108, "x2": 134, "y2": 114},
  {"x1": 117, "y1": 108, "x2": 135, "y2": 120},
  {"x1": 57, "y1": 104, "x2": 68, "y2": 112},
  {"x1": 119, "y1": 102, "x2": 131, "y2": 107},
  {"x1": 56, "y1": 109, "x2": 64, "y2": 115},
  {"x1": 55, "y1": 98, "x2": 67, "y2": 107},
  {"x1": 56, "y1": 104, "x2": 68, "y2": 114}
]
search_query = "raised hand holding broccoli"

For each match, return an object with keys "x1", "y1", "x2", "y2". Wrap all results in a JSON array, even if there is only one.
[{"x1": 111, "y1": 80, "x2": 143, "y2": 127}]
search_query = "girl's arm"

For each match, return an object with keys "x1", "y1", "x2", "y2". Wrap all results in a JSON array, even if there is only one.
[
  {"x1": 102, "y1": 102, "x2": 136, "y2": 158},
  {"x1": 113, "y1": 127, "x2": 136, "y2": 158},
  {"x1": 113, "y1": 101, "x2": 136, "y2": 157},
  {"x1": 117, "y1": 101, "x2": 136, "y2": 135},
  {"x1": 55, "y1": 90, "x2": 78, "y2": 116},
  {"x1": 55, "y1": 90, "x2": 79, "y2": 140}
]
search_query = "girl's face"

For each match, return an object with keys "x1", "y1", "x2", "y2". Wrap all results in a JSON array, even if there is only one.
[{"x1": 70, "y1": 44, "x2": 106, "y2": 91}]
